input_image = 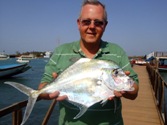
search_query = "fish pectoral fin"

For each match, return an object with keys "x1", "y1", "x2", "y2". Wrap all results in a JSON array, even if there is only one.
[{"x1": 73, "y1": 105, "x2": 88, "y2": 119}]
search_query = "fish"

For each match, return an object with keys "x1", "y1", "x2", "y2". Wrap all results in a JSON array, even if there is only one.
[{"x1": 4, "y1": 58, "x2": 134, "y2": 125}]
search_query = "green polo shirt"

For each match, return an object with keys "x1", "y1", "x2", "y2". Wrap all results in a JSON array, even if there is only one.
[{"x1": 41, "y1": 40, "x2": 139, "y2": 125}]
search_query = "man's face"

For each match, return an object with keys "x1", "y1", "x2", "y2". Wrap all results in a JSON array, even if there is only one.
[{"x1": 77, "y1": 4, "x2": 107, "y2": 44}]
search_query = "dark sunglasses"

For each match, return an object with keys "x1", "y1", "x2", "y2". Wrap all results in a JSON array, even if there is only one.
[{"x1": 80, "y1": 19, "x2": 106, "y2": 27}]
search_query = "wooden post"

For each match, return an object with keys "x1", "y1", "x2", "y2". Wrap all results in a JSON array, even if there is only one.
[
  {"x1": 12, "y1": 109, "x2": 22, "y2": 125},
  {"x1": 42, "y1": 99, "x2": 57, "y2": 125}
]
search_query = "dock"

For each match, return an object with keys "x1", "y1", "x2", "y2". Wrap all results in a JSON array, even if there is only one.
[{"x1": 122, "y1": 65, "x2": 164, "y2": 125}]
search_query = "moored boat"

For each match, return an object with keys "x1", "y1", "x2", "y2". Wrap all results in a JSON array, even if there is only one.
[
  {"x1": 17, "y1": 57, "x2": 30, "y2": 63},
  {"x1": 146, "y1": 51, "x2": 167, "y2": 71},
  {"x1": 0, "y1": 63, "x2": 31, "y2": 78},
  {"x1": 156, "y1": 57, "x2": 167, "y2": 71},
  {"x1": 149, "y1": 57, "x2": 167, "y2": 71},
  {"x1": 0, "y1": 52, "x2": 10, "y2": 60},
  {"x1": 16, "y1": 54, "x2": 35, "y2": 63}
]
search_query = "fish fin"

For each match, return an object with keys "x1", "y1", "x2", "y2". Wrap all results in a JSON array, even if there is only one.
[
  {"x1": 101, "y1": 99, "x2": 108, "y2": 106},
  {"x1": 68, "y1": 100, "x2": 88, "y2": 119},
  {"x1": 4, "y1": 81, "x2": 40, "y2": 125},
  {"x1": 74, "y1": 105, "x2": 88, "y2": 119},
  {"x1": 4, "y1": 81, "x2": 34, "y2": 96},
  {"x1": 21, "y1": 93, "x2": 38, "y2": 125}
]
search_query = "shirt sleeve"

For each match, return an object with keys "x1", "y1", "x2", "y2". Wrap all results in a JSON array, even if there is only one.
[
  {"x1": 40, "y1": 48, "x2": 61, "y2": 83},
  {"x1": 120, "y1": 50, "x2": 139, "y2": 84}
]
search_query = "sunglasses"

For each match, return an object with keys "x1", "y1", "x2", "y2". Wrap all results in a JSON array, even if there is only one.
[{"x1": 80, "y1": 19, "x2": 106, "y2": 27}]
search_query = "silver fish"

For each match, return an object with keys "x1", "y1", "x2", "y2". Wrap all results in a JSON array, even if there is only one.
[{"x1": 5, "y1": 58, "x2": 134, "y2": 125}]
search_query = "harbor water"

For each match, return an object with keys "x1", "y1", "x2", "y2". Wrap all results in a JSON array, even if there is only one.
[
  {"x1": 0, "y1": 58, "x2": 167, "y2": 125},
  {"x1": 159, "y1": 70, "x2": 167, "y2": 83},
  {"x1": 0, "y1": 58, "x2": 59, "y2": 125}
]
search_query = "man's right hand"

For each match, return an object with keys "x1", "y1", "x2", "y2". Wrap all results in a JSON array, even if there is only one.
[{"x1": 38, "y1": 72, "x2": 68, "y2": 101}]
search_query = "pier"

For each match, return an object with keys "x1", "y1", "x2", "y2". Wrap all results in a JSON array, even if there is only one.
[
  {"x1": 122, "y1": 65, "x2": 165, "y2": 125},
  {"x1": 0, "y1": 65, "x2": 166, "y2": 125}
]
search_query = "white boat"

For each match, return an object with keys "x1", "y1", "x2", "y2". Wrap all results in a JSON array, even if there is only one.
[
  {"x1": 17, "y1": 57, "x2": 30, "y2": 63},
  {"x1": 0, "y1": 63, "x2": 31, "y2": 78},
  {"x1": 134, "y1": 58, "x2": 147, "y2": 66},
  {"x1": 16, "y1": 54, "x2": 35, "y2": 63},
  {"x1": 0, "y1": 52, "x2": 10, "y2": 60}
]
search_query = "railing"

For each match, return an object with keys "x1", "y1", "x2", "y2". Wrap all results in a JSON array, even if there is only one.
[
  {"x1": 146, "y1": 64, "x2": 167, "y2": 125},
  {"x1": 0, "y1": 99, "x2": 57, "y2": 125},
  {"x1": 0, "y1": 100, "x2": 27, "y2": 125}
]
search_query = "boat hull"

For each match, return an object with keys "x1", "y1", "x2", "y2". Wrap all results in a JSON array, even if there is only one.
[{"x1": 0, "y1": 63, "x2": 31, "y2": 78}]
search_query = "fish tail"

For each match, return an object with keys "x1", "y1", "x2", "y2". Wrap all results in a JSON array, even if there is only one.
[
  {"x1": 21, "y1": 92, "x2": 38, "y2": 125},
  {"x1": 4, "y1": 81, "x2": 41, "y2": 125}
]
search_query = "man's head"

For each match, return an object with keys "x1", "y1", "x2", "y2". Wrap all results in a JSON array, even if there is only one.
[{"x1": 77, "y1": 0, "x2": 108, "y2": 44}]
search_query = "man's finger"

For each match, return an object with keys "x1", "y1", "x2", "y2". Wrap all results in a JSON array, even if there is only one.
[
  {"x1": 52, "y1": 72, "x2": 58, "y2": 78},
  {"x1": 124, "y1": 71, "x2": 130, "y2": 76},
  {"x1": 56, "y1": 95, "x2": 68, "y2": 101},
  {"x1": 49, "y1": 91, "x2": 60, "y2": 99}
]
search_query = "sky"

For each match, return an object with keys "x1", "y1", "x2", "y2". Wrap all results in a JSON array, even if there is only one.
[{"x1": 0, "y1": 0, "x2": 167, "y2": 56}]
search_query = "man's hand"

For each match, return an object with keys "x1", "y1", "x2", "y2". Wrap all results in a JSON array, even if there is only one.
[
  {"x1": 108, "y1": 70, "x2": 139, "y2": 100},
  {"x1": 38, "y1": 72, "x2": 68, "y2": 101}
]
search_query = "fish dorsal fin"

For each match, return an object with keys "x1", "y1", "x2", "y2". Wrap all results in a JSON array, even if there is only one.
[{"x1": 68, "y1": 100, "x2": 88, "y2": 119}]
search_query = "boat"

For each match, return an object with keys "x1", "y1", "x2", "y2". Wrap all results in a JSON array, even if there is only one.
[
  {"x1": 17, "y1": 57, "x2": 30, "y2": 63},
  {"x1": 132, "y1": 58, "x2": 147, "y2": 66},
  {"x1": 16, "y1": 54, "x2": 35, "y2": 63},
  {"x1": 156, "y1": 57, "x2": 167, "y2": 71},
  {"x1": 0, "y1": 63, "x2": 31, "y2": 78},
  {"x1": 149, "y1": 57, "x2": 167, "y2": 71},
  {"x1": 0, "y1": 52, "x2": 10, "y2": 60}
]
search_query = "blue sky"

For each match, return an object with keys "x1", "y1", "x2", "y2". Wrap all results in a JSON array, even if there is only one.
[{"x1": 0, "y1": 0, "x2": 166, "y2": 56}]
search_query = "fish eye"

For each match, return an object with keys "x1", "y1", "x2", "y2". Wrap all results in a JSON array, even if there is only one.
[
  {"x1": 112, "y1": 68, "x2": 119, "y2": 75},
  {"x1": 115, "y1": 70, "x2": 118, "y2": 75}
]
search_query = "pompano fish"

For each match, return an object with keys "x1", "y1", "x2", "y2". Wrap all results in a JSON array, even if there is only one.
[{"x1": 5, "y1": 58, "x2": 134, "y2": 125}]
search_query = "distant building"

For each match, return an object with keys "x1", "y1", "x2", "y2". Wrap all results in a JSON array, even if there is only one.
[
  {"x1": 44, "y1": 51, "x2": 52, "y2": 58},
  {"x1": 146, "y1": 51, "x2": 167, "y2": 60}
]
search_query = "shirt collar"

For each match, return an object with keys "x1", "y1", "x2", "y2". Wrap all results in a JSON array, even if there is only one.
[
  {"x1": 73, "y1": 41, "x2": 81, "y2": 53},
  {"x1": 99, "y1": 41, "x2": 110, "y2": 54},
  {"x1": 72, "y1": 40, "x2": 111, "y2": 54}
]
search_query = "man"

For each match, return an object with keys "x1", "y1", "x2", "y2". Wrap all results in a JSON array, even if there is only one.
[{"x1": 39, "y1": 0, "x2": 139, "y2": 124}]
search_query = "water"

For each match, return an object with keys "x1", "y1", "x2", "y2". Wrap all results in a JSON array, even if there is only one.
[
  {"x1": 159, "y1": 70, "x2": 167, "y2": 83},
  {"x1": 0, "y1": 58, "x2": 59, "y2": 125}
]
